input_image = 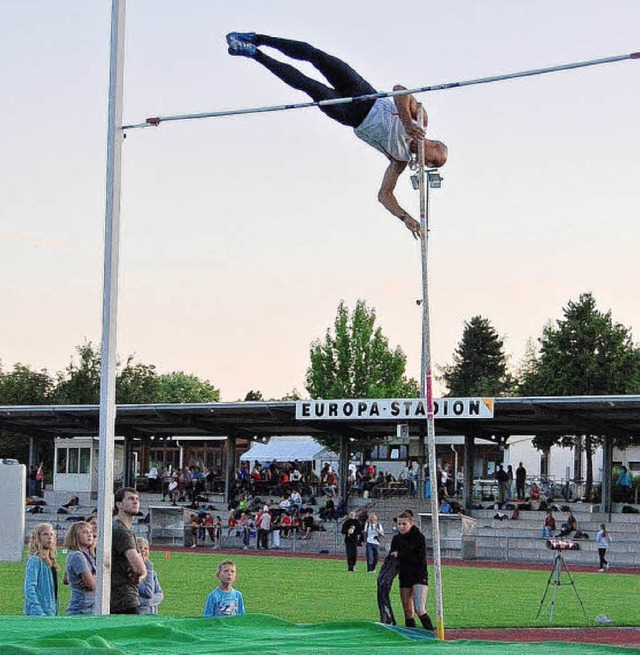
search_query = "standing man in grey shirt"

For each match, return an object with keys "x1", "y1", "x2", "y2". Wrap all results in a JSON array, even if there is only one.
[{"x1": 111, "y1": 487, "x2": 146, "y2": 614}]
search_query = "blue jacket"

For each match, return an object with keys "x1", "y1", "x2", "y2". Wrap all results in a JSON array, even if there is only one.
[
  {"x1": 138, "y1": 560, "x2": 164, "y2": 615},
  {"x1": 24, "y1": 555, "x2": 58, "y2": 616}
]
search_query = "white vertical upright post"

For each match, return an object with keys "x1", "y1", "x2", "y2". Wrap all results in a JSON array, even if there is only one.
[
  {"x1": 94, "y1": 0, "x2": 127, "y2": 615},
  {"x1": 417, "y1": 105, "x2": 445, "y2": 639}
]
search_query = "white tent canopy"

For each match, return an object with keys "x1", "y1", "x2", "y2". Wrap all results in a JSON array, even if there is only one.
[{"x1": 240, "y1": 436, "x2": 337, "y2": 466}]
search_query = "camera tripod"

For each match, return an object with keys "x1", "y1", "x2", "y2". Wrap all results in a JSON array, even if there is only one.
[{"x1": 536, "y1": 550, "x2": 589, "y2": 623}]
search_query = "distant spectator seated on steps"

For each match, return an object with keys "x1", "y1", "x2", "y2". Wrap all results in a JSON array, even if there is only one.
[
  {"x1": 57, "y1": 496, "x2": 80, "y2": 515},
  {"x1": 529, "y1": 482, "x2": 541, "y2": 502},
  {"x1": 439, "y1": 499, "x2": 452, "y2": 514},
  {"x1": 541, "y1": 510, "x2": 556, "y2": 537},
  {"x1": 557, "y1": 510, "x2": 577, "y2": 538},
  {"x1": 323, "y1": 470, "x2": 338, "y2": 497},
  {"x1": 319, "y1": 499, "x2": 337, "y2": 521},
  {"x1": 371, "y1": 472, "x2": 388, "y2": 498},
  {"x1": 289, "y1": 489, "x2": 303, "y2": 512},
  {"x1": 278, "y1": 494, "x2": 292, "y2": 512},
  {"x1": 300, "y1": 509, "x2": 316, "y2": 539}
]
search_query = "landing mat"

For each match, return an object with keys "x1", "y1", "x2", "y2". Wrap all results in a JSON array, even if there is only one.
[{"x1": 0, "y1": 614, "x2": 636, "y2": 654}]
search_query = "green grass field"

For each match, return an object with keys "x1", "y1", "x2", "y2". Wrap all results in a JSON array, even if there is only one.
[{"x1": 0, "y1": 551, "x2": 636, "y2": 628}]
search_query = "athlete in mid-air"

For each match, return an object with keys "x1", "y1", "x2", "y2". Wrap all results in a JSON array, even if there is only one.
[{"x1": 226, "y1": 33, "x2": 447, "y2": 240}]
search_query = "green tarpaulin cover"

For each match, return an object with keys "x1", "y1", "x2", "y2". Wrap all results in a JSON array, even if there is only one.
[{"x1": 0, "y1": 614, "x2": 634, "y2": 655}]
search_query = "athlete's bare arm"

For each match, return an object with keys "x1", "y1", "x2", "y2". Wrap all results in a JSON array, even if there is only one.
[
  {"x1": 393, "y1": 85, "x2": 426, "y2": 140},
  {"x1": 377, "y1": 159, "x2": 421, "y2": 239}
]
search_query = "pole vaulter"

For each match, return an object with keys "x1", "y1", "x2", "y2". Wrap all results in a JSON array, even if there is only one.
[{"x1": 124, "y1": 34, "x2": 638, "y2": 242}]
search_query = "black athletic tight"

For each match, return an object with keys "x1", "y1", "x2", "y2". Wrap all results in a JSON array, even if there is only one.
[{"x1": 253, "y1": 35, "x2": 376, "y2": 127}]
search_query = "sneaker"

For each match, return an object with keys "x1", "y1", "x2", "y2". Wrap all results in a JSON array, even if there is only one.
[
  {"x1": 598, "y1": 568, "x2": 604, "y2": 572},
  {"x1": 606, "y1": 563, "x2": 611, "y2": 570},
  {"x1": 190, "y1": 544, "x2": 197, "y2": 549},
  {"x1": 226, "y1": 32, "x2": 256, "y2": 45},
  {"x1": 228, "y1": 41, "x2": 257, "y2": 57},
  {"x1": 595, "y1": 614, "x2": 613, "y2": 625}
]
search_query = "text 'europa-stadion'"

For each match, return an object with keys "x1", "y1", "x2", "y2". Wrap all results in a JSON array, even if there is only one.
[{"x1": 295, "y1": 398, "x2": 495, "y2": 420}]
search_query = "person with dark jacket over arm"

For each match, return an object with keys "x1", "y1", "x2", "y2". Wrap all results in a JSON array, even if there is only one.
[
  {"x1": 389, "y1": 511, "x2": 434, "y2": 631},
  {"x1": 341, "y1": 511, "x2": 362, "y2": 572}
]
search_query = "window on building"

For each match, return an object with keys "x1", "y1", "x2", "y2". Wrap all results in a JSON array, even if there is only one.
[
  {"x1": 56, "y1": 447, "x2": 91, "y2": 474},
  {"x1": 79, "y1": 448, "x2": 91, "y2": 474},
  {"x1": 368, "y1": 444, "x2": 407, "y2": 461}
]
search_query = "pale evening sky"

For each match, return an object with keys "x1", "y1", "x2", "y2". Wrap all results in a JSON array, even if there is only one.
[{"x1": 1, "y1": 1, "x2": 638, "y2": 401}]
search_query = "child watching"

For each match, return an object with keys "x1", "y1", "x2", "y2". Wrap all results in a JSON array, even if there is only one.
[
  {"x1": 137, "y1": 538, "x2": 164, "y2": 614},
  {"x1": 203, "y1": 560, "x2": 245, "y2": 618},
  {"x1": 24, "y1": 523, "x2": 58, "y2": 616}
]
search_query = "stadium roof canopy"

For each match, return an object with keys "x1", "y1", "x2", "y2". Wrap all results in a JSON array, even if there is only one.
[{"x1": 1, "y1": 395, "x2": 640, "y2": 444}]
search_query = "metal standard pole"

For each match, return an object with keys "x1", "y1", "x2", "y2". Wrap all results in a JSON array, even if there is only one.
[
  {"x1": 417, "y1": 105, "x2": 445, "y2": 640},
  {"x1": 95, "y1": 0, "x2": 126, "y2": 615}
]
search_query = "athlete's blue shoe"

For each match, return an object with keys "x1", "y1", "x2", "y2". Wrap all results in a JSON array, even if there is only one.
[
  {"x1": 226, "y1": 32, "x2": 257, "y2": 46},
  {"x1": 227, "y1": 40, "x2": 257, "y2": 57}
]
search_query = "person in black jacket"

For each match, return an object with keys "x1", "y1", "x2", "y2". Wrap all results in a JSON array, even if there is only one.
[
  {"x1": 389, "y1": 511, "x2": 434, "y2": 631},
  {"x1": 515, "y1": 462, "x2": 527, "y2": 500},
  {"x1": 495, "y1": 464, "x2": 509, "y2": 505},
  {"x1": 341, "y1": 511, "x2": 363, "y2": 572}
]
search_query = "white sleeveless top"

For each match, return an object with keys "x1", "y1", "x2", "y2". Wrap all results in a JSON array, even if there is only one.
[{"x1": 354, "y1": 97, "x2": 412, "y2": 162}]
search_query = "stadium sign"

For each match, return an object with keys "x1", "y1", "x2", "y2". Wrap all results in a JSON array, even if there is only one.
[{"x1": 295, "y1": 398, "x2": 494, "y2": 420}]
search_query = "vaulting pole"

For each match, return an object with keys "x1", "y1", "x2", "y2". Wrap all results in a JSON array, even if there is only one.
[
  {"x1": 95, "y1": 0, "x2": 126, "y2": 615},
  {"x1": 417, "y1": 105, "x2": 445, "y2": 639}
]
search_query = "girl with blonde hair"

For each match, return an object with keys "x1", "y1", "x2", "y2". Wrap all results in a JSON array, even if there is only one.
[
  {"x1": 136, "y1": 538, "x2": 164, "y2": 614},
  {"x1": 24, "y1": 522, "x2": 58, "y2": 616},
  {"x1": 64, "y1": 521, "x2": 96, "y2": 615}
]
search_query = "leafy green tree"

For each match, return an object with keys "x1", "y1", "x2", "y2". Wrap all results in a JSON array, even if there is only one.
[
  {"x1": 52, "y1": 343, "x2": 220, "y2": 404},
  {"x1": 441, "y1": 315, "x2": 513, "y2": 396},
  {"x1": 0, "y1": 363, "x2": 54, "y2": 405},
  {"x1": 244, "y1": 390, "x2": 263, "y2": 401},
  {"x1": 281, "y1": 388, "x2": 303, "y2": 401},
  {"x1": 514, "y1": 337, "x2": 544, "y2": 397},
  {"x1": 117, "y1": 357, "x2": 161, "y2": 404},
  {"x1": 52, "y1": 342, "x2": 101, "y2": 404},
  {"x1": 518, "y1": 293, "x2": 640, "y2": 498},
  {"x1": 0, "y1": 362, "x2": 55, "y2": 463},
  {"x1": 0, "y1": 346, "x2": 220, "y2": 465},
  {"x1": 156, "y1": 371, "x2": 220, "y2": 403},
  {"x1": 305, "y1": 299, "x2": 418, "y2": 451}
]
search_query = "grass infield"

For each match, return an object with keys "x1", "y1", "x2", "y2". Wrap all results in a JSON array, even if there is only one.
[{"x1": 0, "y1": 552, "x2": 636, "y2": 628}]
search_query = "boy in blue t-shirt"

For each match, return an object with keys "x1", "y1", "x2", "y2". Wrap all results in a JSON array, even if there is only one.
[{"x1": 203, "y1": 560, "x2": 245, "y2": 618}]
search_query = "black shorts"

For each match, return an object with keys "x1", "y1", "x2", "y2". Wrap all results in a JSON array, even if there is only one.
[{"x1": 399, "y1": 571, "x2": 428, "y2": 588}]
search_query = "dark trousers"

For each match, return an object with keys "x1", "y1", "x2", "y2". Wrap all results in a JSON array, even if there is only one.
[
  {"x1": 598, "y1": 548, "x2": 608, "y2": 569},
  {"x1": 345, "y1": 540, "x2": 358, "y2": 571},
  {"x1": 253, "y1": 35, "x2": 376, "y2": 127},
  {"x1": 111, "y1": 606, "x2": 140, "y2": 615},
  {"x1": 258, "y1": 528, "x2": 269, "y2": 550},
  {"x1": 516, "y1": 481, "x2": 525, "y2": 498}
]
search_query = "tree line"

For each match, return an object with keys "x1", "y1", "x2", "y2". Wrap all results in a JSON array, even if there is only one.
[
  {"x1": 3, "y1": 292, "x2": 640, "y2": 499},
  {"x1": 0, "y1": 342, "x2": 220, "y2": 462},
  {"x1": 442, "y1": 292, "x2": 640, "y2": 499}
]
